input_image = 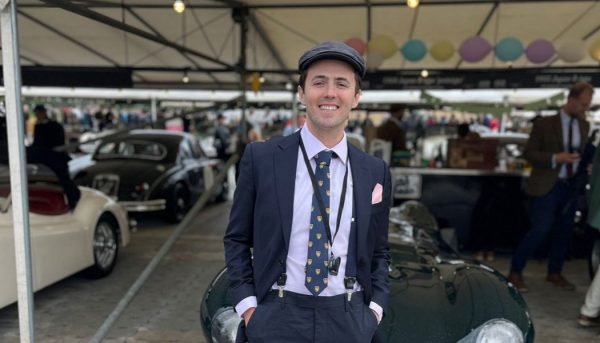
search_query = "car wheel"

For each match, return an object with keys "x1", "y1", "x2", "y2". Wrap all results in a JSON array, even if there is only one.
[
  {"x1": 85, "y1": 215, "x2": 119, "y2": 279},
  {"x1": 589, "y1": 238, "x2": 600, "y2": 279},
  {"x1": 167, "y1": 183, "x2": 189, "y2": 223}
]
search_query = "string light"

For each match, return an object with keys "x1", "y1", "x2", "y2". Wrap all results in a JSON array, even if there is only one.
[
  {"x1": 182, "y1": 71, "x2": 190, "y2": 83},
  {"x1": 406, "y1": 0, "x2": 419, "y2": 9},
  {"x1": 173, "y1": 0, "x2": 185, "y2": 14},
  {"x1": 420, "y1": 69, "x2": 429, "y2": 78}
]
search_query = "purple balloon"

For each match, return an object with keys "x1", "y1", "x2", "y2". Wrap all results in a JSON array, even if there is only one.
[
  {"x1": 459, "y1": 36, "x2": 492, "y2": 63},
  {"x1": 526, "y1": 39, "x2": 555, "y2": 63}
]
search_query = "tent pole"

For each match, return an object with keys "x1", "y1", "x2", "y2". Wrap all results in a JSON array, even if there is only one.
[{"x1": 0, "y1": 0, "x2": 35, "y2": 341}]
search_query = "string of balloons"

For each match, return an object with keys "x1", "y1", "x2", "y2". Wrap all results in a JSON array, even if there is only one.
[{"x1": 344, "y1": 36, "x2": 600, "y2": 69}]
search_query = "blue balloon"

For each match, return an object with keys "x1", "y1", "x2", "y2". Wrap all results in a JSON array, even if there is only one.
[
  {"x1": 495, "y1": 37, "x2": 524, "y2": 62},
  {"x1": 400, "y1": 39, "x2": 427, "y2": 62}
]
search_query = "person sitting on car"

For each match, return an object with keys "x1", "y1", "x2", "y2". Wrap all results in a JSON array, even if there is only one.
[{"x1": 27, "y1": 104, "x2": 81, "y2": 210}]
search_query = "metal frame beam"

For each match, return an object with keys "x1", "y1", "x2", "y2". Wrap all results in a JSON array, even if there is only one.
[
  {"x1": 20, "y1": 0, "x2": 600, "y2": 10},
  {"x1": 19, "y1": 10, "x2": 121, "y2": 66},
  {"x1": 214, "y1": 0, "x2": 287, "y2": 74},
  {"x1": 19, "y1": 53, "x2": 43, "y2": 65},
  {"x1": 38, "y1": 0, "x2": 240, "y2": 72},
  {"x1": 248, "y1": 13, "x2": 294, "y2": 84},
  {"x1": 124, "y1": 7, "x2": 221, "y2": 84},
  {"x1": 19, "y1": 10, "x2": 153, "y2": 83}
]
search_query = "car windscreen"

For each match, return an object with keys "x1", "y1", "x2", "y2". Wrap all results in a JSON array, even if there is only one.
[{"x1": 94, "y1": 140, "x2": 167, "y2": 161}]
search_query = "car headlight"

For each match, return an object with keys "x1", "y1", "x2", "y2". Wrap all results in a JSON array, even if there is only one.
[
  {"x1": 211, "y1": 307, "x2": 241, "y2": 343},
  {"x1": 457, "y1": 318, "x2": 524, "y2": 343}
]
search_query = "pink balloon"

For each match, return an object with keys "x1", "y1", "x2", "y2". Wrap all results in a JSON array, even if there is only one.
[
  {"x1": 344, "y1": 37, "x2": 367, "y2": 55},
  {"x1": 526, "y1": 39, "x2": 555, "y2": 63},
  {"x1": 459, "y1": 36, "x2": 492, "y2": 63}
]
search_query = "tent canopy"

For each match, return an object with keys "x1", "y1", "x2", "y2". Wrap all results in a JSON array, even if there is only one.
[{"x1": 8, "y1": 0, "x2": 600, "y2": 90}]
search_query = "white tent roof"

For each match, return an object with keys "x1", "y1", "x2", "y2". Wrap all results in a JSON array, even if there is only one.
[{"x1": 7, "y1": 0, "x2": 600, "y2": 89}]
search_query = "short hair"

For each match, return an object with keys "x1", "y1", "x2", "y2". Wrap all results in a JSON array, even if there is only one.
[
  {"x1": 568, "y1": 81, "x2": 594, "y2": 99},
  {"x1": 457, "y1": 123, "x2": 470, "y2": 138},
  {"x1": 33, "y1": 104, "x2": 47, "y2": 112},
  {"x1": 389, "y1": 104, "x2": 406, "y2": 113},
  {"x1": 298, "y1": 69, "x2": 362, "y2": 95}
]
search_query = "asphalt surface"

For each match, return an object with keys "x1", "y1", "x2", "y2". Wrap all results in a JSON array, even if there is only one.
[{"x1": 0, "y1": 201, "x2": 598, "y2": 342}]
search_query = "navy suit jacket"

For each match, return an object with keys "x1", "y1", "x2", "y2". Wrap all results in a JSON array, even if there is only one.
[{"x1": 224, "y1": 131, "x2": 391, "y2": 312}]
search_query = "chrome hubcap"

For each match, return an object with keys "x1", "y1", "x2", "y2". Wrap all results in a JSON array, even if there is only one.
[{"x1": 93, "y1": 222, "x2": 116, "y2": 269}]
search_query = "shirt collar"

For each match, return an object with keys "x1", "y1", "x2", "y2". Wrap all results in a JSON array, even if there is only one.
[
  {"x1": 560, "y1": 109, "x2": 575, "y2": 124},
  {"x1": 300, "y1": 125, "x2": 348, "y2": 165}
]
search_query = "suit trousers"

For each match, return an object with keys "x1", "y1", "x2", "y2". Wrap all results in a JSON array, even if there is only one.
[
  {"x1": 511, "y1": 180, "x2": 577, "y2": 274},
  {"x1": 237, "y1": 291, "x2": 378, "y2": 343},
  {"x1": 581, "y1": 267, "x2": 600, "y2": 317}
]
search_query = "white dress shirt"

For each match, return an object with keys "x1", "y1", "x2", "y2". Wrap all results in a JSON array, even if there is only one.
[
  {"x1": 235, "y1": 126, "x2": 383, "y2": 321},
  {"x1": 553, "y1": 110, "x2": 581, "y2": 178}
]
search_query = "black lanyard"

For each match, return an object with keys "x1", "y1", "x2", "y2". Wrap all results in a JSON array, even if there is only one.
[{"x1": 299, "y1": 137, "x2": 349, "y2": 251}]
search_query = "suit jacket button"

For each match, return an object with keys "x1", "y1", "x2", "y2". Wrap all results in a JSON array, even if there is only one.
[
  {"x1": 359, "y1": 260, "x2": 366, "y2": 267},
  {"x1": 279, "y1": 259, "x2": 284, "y2": 266}
]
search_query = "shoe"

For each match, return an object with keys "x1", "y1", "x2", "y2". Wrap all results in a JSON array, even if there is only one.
[
  {"x1": 579, "y1": 314, "x2": 600, "y2": 327},
  {"x1": 507, "y1": 272, "x2": 528, "y2": 293},
  {"x1": 546, "y1": 274, "x2": 576, "y2": 291}
]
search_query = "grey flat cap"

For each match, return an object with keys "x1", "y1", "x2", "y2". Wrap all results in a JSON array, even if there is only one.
[{"x1": 298, "y1": 41, "x2": 366, "y2": 78}]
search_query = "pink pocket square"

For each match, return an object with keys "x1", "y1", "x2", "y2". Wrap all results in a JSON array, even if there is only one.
[{"x1": 371, "y1": 183, "x2": 383, "y2": 204}]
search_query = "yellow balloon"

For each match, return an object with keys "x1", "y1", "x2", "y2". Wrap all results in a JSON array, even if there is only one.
[
  {"x1": 589, "y1": 38, "x2": 600, "y2": 62},
  {"x1": 430, "y1": 41, "x2": 455, "y2": 62},
  {"x1": 368, "y1": 35, "x2": 397, "y2": 59},
  {"x1": 366, "y1": 51, "x2": 386, "y2": 70}
]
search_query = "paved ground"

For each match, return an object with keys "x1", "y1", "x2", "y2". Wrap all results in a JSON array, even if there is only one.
[{"x1": 0, "y1": 201, "x2": 599, "y2": 342}]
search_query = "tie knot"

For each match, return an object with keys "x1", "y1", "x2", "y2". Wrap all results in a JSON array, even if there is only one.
[{"x1": 314, "y1": 150, "x2": 333, "y2": 166}]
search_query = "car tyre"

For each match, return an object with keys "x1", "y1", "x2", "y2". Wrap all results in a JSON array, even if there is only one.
[
  {"x1": 167, "y1": 183, "x2": 189, "y2": 223},
  {"x1": 85, "y1": 214, "x2": 119, "y2": 279}
]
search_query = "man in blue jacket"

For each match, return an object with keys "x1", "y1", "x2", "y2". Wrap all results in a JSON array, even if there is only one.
[{"x1": 223, "y1": 42, "x2": 391, "y2": 343}]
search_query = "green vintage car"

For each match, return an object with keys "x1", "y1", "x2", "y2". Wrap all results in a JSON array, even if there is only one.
[{"x1": 200, "y1": 201, "x2": 534, "y2": 343}]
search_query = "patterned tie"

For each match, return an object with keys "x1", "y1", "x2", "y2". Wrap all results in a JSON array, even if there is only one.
[{"x1": 305, "y1": 150, "x2": 332, "y2": 296}]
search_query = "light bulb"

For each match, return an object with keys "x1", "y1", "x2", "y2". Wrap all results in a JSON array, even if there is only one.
[
  {"x1": 173, "y1": 0, "x2": 185, "y2": 14},
  {"x1": 420, "y1": 69, "x2": 429, "y2": 78},
  {"x1": 182, "y1": 73, "x2": 190, "y2": 83},
  {"x1": 406, "y1": 0, "x2": 419, "y2": 9},
  {"x1": 259, "y1": 75, "x2": 266, "y2": 83}
]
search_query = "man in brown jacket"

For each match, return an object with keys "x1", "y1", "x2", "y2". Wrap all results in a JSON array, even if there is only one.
[
  {"x1": 376, "y1": 104, "x2": 407, "y2": 153},
  {"x1": 508, "y1": 82, "x2": 593, "y2": 292}
]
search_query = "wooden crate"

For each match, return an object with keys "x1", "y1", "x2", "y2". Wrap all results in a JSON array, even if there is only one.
[{"x1": 447, "y1": 138, "x2": 499, "y2": 170}]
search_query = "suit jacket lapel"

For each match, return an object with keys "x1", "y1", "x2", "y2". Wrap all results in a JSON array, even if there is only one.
[
  {"x1": 553, "y1": 114, "x2": 564, "y2": 151},
  {"x1": 349, "y1": 145, "x2": 370, "y2": 259},
  {"x1": 579, "y1": 118, "x2": 589, "y2": 147},
  {"x1": 274, "y1": 132, "x2": 300, "y2": 251}
]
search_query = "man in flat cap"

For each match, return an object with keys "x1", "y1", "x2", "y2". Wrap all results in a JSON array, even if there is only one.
[{"x1": 224, "y1": 42, "x2": 391, "y2": 343}]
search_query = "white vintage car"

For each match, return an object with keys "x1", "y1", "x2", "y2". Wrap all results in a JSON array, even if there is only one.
[{"x1": 0, "y1": 163, "x2": 130, "y2": 309}]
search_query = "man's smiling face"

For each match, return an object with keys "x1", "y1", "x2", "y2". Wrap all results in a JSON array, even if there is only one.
[{"x1": 298, "y1": 59, "x2": 361, "y2": 135}]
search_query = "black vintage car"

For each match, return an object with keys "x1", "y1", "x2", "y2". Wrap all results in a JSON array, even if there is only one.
[
  {"x1": 73, "y1": 130, "x2": 226, "y2": 222},
  {"x1": 200, "y1": 201, "x2": 534, "y2": 343}
]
